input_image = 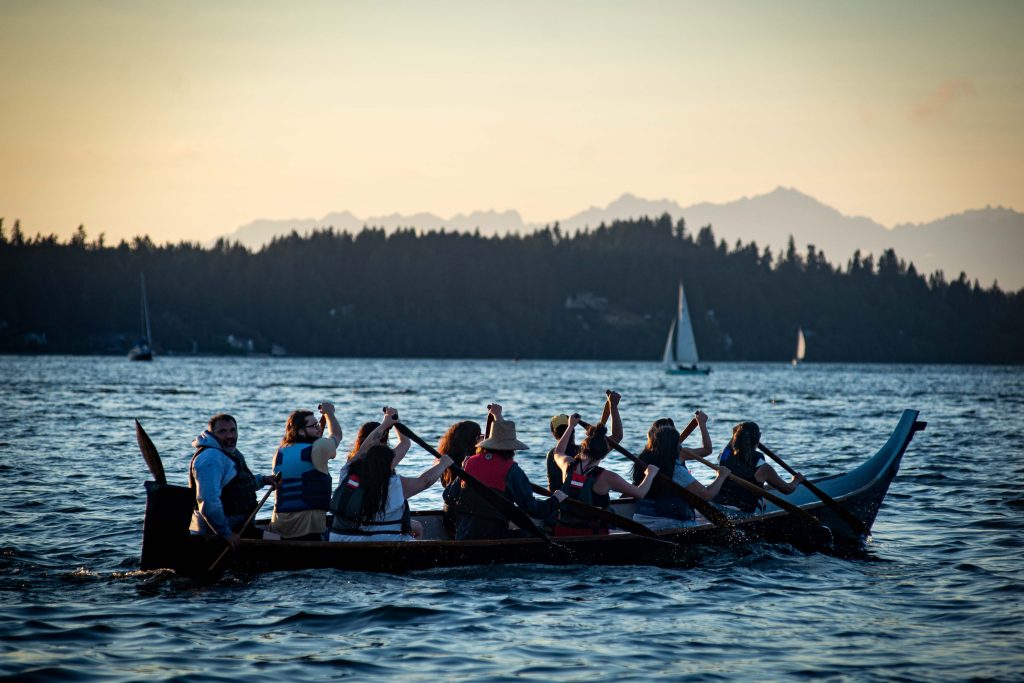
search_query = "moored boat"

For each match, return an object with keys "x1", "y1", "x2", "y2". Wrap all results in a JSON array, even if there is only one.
[
  {"x1": 128, "y1": 273, "x2": 154, "y2": 361},
  {"x1": 139, "y1": 410, "x2": 924, "y2": 575},
  {"x1": 663, "y1": 281, "x2": 711, "y2": 375}
]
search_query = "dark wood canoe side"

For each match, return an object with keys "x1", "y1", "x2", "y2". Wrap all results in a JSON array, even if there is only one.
[{"x1": 139, "y1": 410, "x2": 923, "y2": 575}]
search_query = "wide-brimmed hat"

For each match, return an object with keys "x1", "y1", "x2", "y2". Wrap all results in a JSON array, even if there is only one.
[{"x1": 478, "y1": 419, "x2": 529, "y2": 451}]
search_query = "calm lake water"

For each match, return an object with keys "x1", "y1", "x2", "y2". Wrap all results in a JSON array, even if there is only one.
[{"x1": 1, "y1": 356, "x2": 1022, "y2": 681}]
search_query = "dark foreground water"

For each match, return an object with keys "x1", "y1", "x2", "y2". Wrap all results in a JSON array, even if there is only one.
[{"x1": 1, "y1": 357, "x2": 1022, "y2": 681}]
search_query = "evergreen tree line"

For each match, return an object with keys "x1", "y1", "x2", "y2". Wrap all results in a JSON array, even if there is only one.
[{"x1": 0, "y1": 215, "x2": 1020, "y2": 363}]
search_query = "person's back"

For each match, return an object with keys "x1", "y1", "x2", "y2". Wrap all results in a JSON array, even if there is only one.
[
  {"x1": 715, "y1": 422, "x2": 765, "y2": 513},
  {"x1": 270, "y1": 406, "x2": 340, "y2": 540},
  {"x1": 444, "y1": 406, "x2": 561, "y2": 540},
  {"x1": 554, "y1": 459, "x2": 610, "y2": 536},
  {"x1": 331, "y1": 458, "x2": 411, "y2": 540},
  {"x1": 447, "y1": 449, "x2": 516, "y2": 540}
]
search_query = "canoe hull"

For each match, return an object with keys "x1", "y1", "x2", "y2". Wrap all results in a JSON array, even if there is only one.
[{"x1": 140, "y1": 410, "x2": 923, "y2": 575}]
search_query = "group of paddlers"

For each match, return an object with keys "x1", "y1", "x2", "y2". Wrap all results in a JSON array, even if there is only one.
[{"x1": 187, "y1": 391, "x2": 804, "y2": 548}]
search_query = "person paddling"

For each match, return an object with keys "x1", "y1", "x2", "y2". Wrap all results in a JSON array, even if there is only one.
[
  {"x1": 437, "y1": 420, "x2": 484, "y2": 538},
  {"x1": 714, "y1": 421, "x2": 804, "y2": 513},
  {"x1": 546, "y1": 391, "x2": 623, "y2": 490},
  {"x1": 329, "y1": 408, "x2": 452, "y2": 542},
  {"x1": 551, "y1": 413, "x2": 659, "y2": 536},
  {"x1": 189, "y1": 413, "x2": 278, "y2": 550},
  {"x1": 631, "y1": 411, "x2": 730, "y2": 530},
  {"x1": 268, "y1": 402, "x2": 342, "y2": 540},
  {"x1": 443, "y1": 404, "x2": 567, "y2": 540}
]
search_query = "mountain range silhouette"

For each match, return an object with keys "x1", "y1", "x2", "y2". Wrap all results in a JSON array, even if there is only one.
[{"x1": 222, "y1": 187, "x2": 1023, "y2": 291}]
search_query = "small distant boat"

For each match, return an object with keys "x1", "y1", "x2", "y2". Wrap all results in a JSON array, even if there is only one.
[
  {"x1": 792, "y1": 326, "x2": 806, "y2": 367},
  {"x1": 663, "y1": 282, "x2": 710, "y2": 375},
  {"x1": 128, "y1": 273, "x2": 154, "y2": 362}
]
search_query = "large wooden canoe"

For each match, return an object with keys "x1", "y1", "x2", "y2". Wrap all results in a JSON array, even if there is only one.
[{"x1": 139, "y1": 410, "x2": 925, "y2": 575}]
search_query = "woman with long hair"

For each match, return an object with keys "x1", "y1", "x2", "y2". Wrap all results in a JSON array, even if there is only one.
[
  {"x1": 630, "y1": 411, "x2": 730, "y2": 530},
  {"x1": 714, "y1": 421, "x2": 804, "y2": 513},
  {"x1": 442, "y1": 404, "x2": 566, "y2": 540},
  {"x1": 437, "y1": 420, "x2": 482, "y2": 538},
  {"x1": 346, "y1": 418, "x2": 410, "y2": 467},
  {"x1": 268, "y1": 403, "x2": 342, "y2": 540},
  {"x1": 329, "y1": 407, "x2": 452, "y2": 542},
  {"x1": 550, "y1": 414, "x2": 660, "y2": 536}
]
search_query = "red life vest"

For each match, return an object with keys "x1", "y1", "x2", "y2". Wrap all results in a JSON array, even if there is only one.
[{"x1": 461, "y1": 451, "x2": 514, "y2": 492}]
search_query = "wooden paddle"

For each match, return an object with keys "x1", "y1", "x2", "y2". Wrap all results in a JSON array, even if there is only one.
[
  {"x1": 393, "y1": 422, "x2": 554, "y2": 544},
  {"x1": 207, "y1": 472, "x2": 281, "y2": 573},
  {"x1": 528, "y1": 482, "x2": 676, "y2": 546},
  {"x1": 758, "y1": 442, "x2": 870, "y2": 537},
  {"x1": 135, "y1": 419, "x2": 166, "y2": 484},
  {"x1": 577, "y1": 419, "x2": 735, "y2": 530},
  {"x1": 689, "y1": 453, "x2": 831, "y2": 536}
]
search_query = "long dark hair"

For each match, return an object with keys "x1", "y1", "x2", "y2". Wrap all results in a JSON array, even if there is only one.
[
  {"x1": 645, "y1": 417, "x2": 675, "y2": 451},
  {"x1": 728, "y1": 422, "x2": 762, "y2": 468},
  {"x1": 346, "y1": 421, "x2": 383, "y2": 461},
  {"x1": 578, "y1": 424, "x2": 610, "y2": 462},
  {"x1": 633, "y1": 426, "x2": 678, "y2": 495},
  {"x1": 348, "y1": 444, "x2": 396, "y2": 524},
  {"x1": 438, "y1": 420, "x2": 481, "y2": 486},
  {"x1": 280, "y1": 410, "x2": 315, "y2": 449}
]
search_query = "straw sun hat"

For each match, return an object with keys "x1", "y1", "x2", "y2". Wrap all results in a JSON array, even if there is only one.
[{"x1": 477, "y1": 419, "x2": 529, "y2": 451}]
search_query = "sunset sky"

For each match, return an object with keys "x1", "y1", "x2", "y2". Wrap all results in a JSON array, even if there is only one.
[{"x1": 1, "y1": 0, "x2": 1021, "y2": 245}]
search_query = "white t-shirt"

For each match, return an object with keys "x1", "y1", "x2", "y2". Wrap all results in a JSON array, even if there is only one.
[{"x1": 329, "y1": 463, "x2": 409, "y2": 542}]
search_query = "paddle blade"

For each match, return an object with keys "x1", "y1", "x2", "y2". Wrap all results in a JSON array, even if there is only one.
[{"x1": 135, "y1": 419, "x2": 167, "y2": 485}]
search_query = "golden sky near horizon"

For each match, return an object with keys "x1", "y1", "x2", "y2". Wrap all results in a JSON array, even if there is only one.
[{"x1": 1, "y1": 0, "x2": 1022, "y2": 244}]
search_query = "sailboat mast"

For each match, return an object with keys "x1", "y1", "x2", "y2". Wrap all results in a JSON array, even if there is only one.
[{"x1": 141, "y1": 273, "x2": 152, "y2": 342}]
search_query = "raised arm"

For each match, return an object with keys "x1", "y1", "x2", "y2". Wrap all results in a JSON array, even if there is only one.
[
  {"x1": 391, "y1": 424, "x2": 411, "y2": 468},
  {"x1": 354, "y1": 407, "x2": 398, "y2": 460},
  {"x1": 401, "y1": 455, "x2": 453, "y2": 498},
  {"x1": 606, "y1": 391, "x2": 622, "y2": 443},
  {"x1": 319, "y1": 401, "x2": 343, "y2": 447},
  {"x1": 553, "y1": 412, "x2": 579, "y2": 474},
  {"x1": 679, "y1": 410, "x2": 713, "y2": 460}
]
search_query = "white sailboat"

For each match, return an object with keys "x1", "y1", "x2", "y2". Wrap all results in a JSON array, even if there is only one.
[
  {"x1": 791, "y1": 326, "x2": 806, "y2": 367},
  {"x1": 663, "y1": 282, "x2": 710, "y2": 375},
  {"x1": 128, "y1": 273, "x2": 154, "y2": 361}
]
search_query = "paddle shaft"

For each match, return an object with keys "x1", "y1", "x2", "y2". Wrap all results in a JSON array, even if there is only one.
[
  {"x1": 690, "y1": 454, "x2": 828, "y2": 529},
  {"x1": 393, "y1": 422, "x2": 553, "y2": 544},
  {"x1": 577, "y1": 420, "x2": 734, "y2": 530},
  {"x1": 207, "y1": 473, "x2": 280, "y2": 573},
  {"x1": 528, "y1": 482, "x2": 676, "y2": 545},
  {"x1": 758, "y1": 442, "x2": 870, "y2": 536}
]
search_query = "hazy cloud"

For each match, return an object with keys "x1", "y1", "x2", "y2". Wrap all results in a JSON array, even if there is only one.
[{"x1": 912, "y1": 79, "x2": 976, "y2": 120}]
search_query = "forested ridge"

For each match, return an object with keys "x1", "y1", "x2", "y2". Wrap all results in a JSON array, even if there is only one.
[{"x1": 1, "y1": 215, "x2": 1020, "y2": 363}]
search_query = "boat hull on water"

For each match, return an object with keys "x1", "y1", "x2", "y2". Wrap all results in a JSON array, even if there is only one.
[{"x1": 140, "y1": 410, "x2": 924, "y2": 575}]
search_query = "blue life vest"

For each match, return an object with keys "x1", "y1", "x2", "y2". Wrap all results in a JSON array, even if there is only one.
[
  {"x1": 714, "y1": 446, "x2": 764, "y2": 513},
  {"x1": 272, "y1": 442, "x2": 332, "y2": 513},
  {"x1": 635, "y1": 464, "x2": 694, "y2": 522}
]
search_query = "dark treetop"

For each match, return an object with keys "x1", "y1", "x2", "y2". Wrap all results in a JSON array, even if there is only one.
[{"x1": 0, "y1": 216, "x2": 1020, "y2": 362}]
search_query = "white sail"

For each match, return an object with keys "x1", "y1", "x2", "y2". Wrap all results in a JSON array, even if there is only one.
[
  {"x1": 794, "y1": 326, "x2": 806, "y2": 362},
  {"x1": 674, "y1": 282, "x2": 700, "y2": 366},
  {"x1": 661, "y1": 318, "x2": 675, "y2": 367}
]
